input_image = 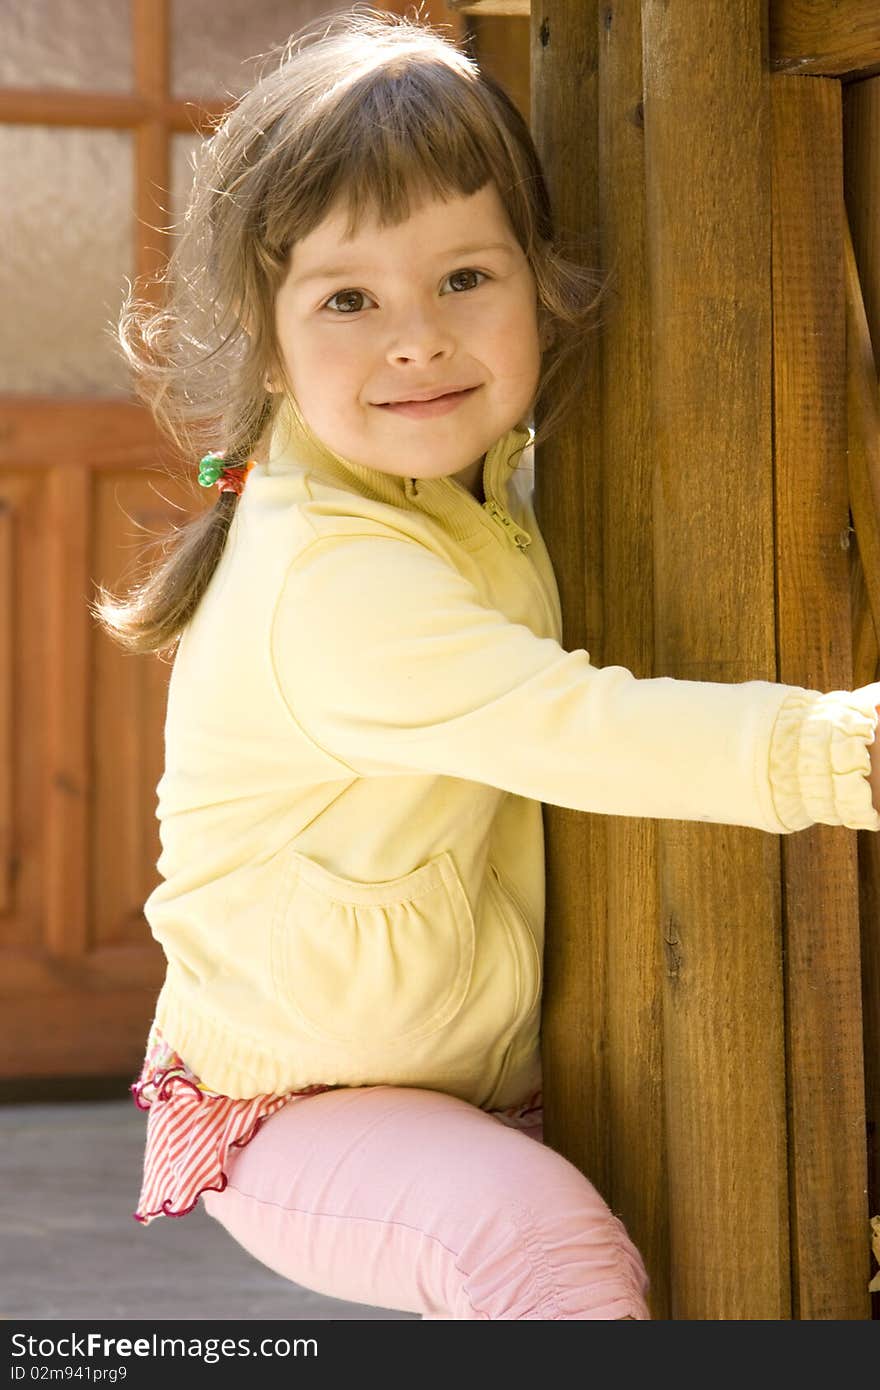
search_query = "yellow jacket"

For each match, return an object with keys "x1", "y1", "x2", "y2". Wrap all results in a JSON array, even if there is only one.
[{"x1": 147, "y1": 396, "x2": 880, "y2": 1107}]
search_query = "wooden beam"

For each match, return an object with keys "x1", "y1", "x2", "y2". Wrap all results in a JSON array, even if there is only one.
[
  {"x1": 843, "y1": 76, "x2": 880, "y2": 674},
  {"x1": 595, "y1": 0, "x2": 669, "y2": 1322},
  {"x1": 448, "y1": 1, "x2": 529, "y2": 13},
  {"x1": 770, "y1": 0, "x2": 880, "y2": 80},
  {"x1": 0, "y1": 498, "x2": 11, "y2": 917},
  {"x1": 642, "y1": 0, "x2": 789, "y2": 1318},
  {"x1": 0, "y1": 89, "x2": 227, "y2": 133},
  {"x1": 44, "y1": 467, "x2": 92, "y2": 961},
  {"x1": 450, "y1": 0, "x2": 880, "y2": 80},
  {"x1": 771, "y1": 72, "x2": 871, "y2": 1320},
  {"x1": 844, "y1": 80, "x2": 880, "y2": 385},
  {"x1": 0, "y1": 400, "x2": 177, "y2": 469},
  {"x1": 844, "y1": 218, "x2": 880, "y2": 659},
  {"x1": 529, "y1": 0, "x2": 616, "y2": 1299},
  {"x1": 842, "y1": 82, "x2": 880, "y2": 1283},
  {"x1": 134, "y1": 0, "x2": 171, "y2": 288}
]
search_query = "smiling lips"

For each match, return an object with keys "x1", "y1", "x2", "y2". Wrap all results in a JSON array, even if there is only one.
[{"x1": 376, "y1": 386, "x2": 480, "y2": 419}]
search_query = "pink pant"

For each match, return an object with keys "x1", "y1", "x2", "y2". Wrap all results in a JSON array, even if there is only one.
[{"x1": 201, "y1": 1083, "x2": 651, "y2": 1319}]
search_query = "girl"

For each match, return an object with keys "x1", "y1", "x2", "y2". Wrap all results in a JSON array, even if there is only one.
[{"x1": 93, "y1": 7, "x2": 880, "y2": 1321}]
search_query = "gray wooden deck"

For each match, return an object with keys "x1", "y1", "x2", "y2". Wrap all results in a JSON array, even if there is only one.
[{"x1": 0, "y1": 1098, "x2": 419, "y2": 1321}]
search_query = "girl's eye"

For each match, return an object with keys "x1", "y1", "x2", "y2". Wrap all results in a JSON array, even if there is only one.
[
  {"x1": 322, "y1": 288, "x2": 372, "y2": 315},
  {"x1": 321, "y1": 268, "x2": 489, "y2": 315},
  {"x1": 446, "y1": 268, "x2": 487, "y2": 294}
]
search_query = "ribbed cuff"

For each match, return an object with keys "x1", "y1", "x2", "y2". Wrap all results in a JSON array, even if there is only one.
[{"x1": 767, "y1": 681, "x2": 880, "y2": 832}]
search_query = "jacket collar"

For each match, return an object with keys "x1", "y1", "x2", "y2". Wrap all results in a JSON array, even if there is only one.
[{"x1": 261, "y1": 394, "x2": 534, "y2": 541}]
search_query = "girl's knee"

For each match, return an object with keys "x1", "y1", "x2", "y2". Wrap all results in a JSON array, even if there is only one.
[
  {"x1": 444, "y1": 1145, "x2": 645, "y2": 1317},
  {"x1": 450, "y1": 1173, "x2": 650, "y2": 1320}
]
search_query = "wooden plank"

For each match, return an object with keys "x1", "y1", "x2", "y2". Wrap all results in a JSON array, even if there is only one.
[
  {"x1": 0, "y1": 398, "x2": 176, "y2": 466},
  {"x1": 860, "y1": 818, "x2": 880, "y2": 1318},
  {"x1": 449, "y1": 1, "x2": 530, "y2": 14},
  {"x1": 844, "y1": 79, "x2": 880, "y2": 384},
  {"x1": 852, "y1": 544, "x2": 879, "y2": 689},
  {"x1": 0, "y1": 945, "x2": 165, "y2": 996},
  {"x1": 5, "y1": 472, "x2": 50, "y2": 969},
  {"x1": 843, "y1": 218, "x2": 880, "y2": 660},
  {"x1": 529, "y1": 0, "x2": 612, "y2": 1239},
  {"x1": 0, "y1": 988, "x2": 161, "y2": 1080},
  {"x1": 44, "y1": 467, "x2": 91, "y2": 960},
  {"x1": 0, "y1": 495, "x2": 11, "y2": 915},
  {"x1": 642, "y1": 0, "x2": 789, "y2": 1318},
  {"x1": 134, "y1": 0, "x2": 171, "y2": 289},
  {"x1": 845, "y1": 204, "x2": 880, "y2": 1278},
  {"x1": 842, "y1": 72, "x2": 880, "y2": 1315},
  {"x1": 598, "y1": 0, "x2": 669, "y2": 1322},
  {"x1": 0, "y1": 90, "x2": 157, "y2": 127},
  {"x1": 772, "y1": 72, "x2": 870, "y2": 1320},
  {"x1": 452, "y1": 0, "x2": 880, "y2": 79},
  {"x1": 466, "y1": 13, "x2": 530, "y2": 128},
  {"x1": 90, "y1": 468, "x2": 196, "y2": 952},
  {"x1": 0, "y1": 89, "x2": 227, "y2": 132},
  {"x1": 770, "y1": 0, "x2": 880, "y2": 80}
]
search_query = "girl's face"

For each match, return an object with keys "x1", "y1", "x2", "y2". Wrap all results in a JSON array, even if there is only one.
[{"x1": 273, "y1": 182, "x2": 542, "y2": 495}]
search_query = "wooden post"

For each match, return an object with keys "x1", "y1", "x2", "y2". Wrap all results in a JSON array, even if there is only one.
[
  {"x1": 594, "y1": 0, "x2": 669, "y2": 1319},
  {"x1": 639, "y1": 0, "x2": 790, "y2": 1320},
  {"x1": 771, "y1": 72, "x2": 870, "y2": 1319},
  {"x1": 461, "y1": 0, "x2": 880, "y2": 1317},
  {"x1": 529, "y1": 0, "x2": 615, "y2": 1263},
  {"x1": 842, "y1": 73, "x2": 880, "y2": 1316}
]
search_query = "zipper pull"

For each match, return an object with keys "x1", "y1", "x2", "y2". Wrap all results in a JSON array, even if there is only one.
[{"x1": 483, "y1": 498, "x2": 532, "y2": 551}]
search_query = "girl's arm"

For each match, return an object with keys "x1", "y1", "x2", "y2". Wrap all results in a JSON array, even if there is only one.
[
  {"x1": 271, "y1": 531, "x2": 880, "y2": 836},
  {"x1": 871, "y1": 711, "x2": 880, "y2": 814}
]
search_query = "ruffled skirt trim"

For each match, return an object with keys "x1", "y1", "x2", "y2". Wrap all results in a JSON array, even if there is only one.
[{"x1": 130, "y1": 1018, "x2": 338, "y2": 1227}]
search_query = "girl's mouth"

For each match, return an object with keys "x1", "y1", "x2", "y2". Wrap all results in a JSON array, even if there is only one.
[{"x1": 376, "y1": 386, "x2": 480, "y2": 419}]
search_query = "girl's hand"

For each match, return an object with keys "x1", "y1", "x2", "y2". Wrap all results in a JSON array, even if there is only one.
[{"x1": 871, "y1": 707, "x2": 880, "y2": 815}]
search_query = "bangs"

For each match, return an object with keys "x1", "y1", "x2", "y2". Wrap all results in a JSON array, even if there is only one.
[
  {"x1": 329, "y1": 65, "x2": 498, "y2": 240},
  {"x1": 264, "y1": 59, "x2": 513, "y2": 251}
]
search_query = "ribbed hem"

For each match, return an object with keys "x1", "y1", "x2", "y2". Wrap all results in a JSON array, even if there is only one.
[
  {"x1": 155, "y1": 979, "x2": 543, "y2": 1113},
  {"x1": 154, "y1": 987, "x2": 330, "y2": 1098},
  {"x1": 767, "y1": 681, "x2": 880, "y2": 831}
]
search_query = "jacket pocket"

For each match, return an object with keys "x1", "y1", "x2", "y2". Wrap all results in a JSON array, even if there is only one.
[{"x1": 270, "y1": 848, "x2": 476, "y2": 1046}]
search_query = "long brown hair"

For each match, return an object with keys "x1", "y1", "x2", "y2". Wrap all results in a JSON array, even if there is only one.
[{"x1": 91, "y1": 5, "x2": 612, "y2": 659}]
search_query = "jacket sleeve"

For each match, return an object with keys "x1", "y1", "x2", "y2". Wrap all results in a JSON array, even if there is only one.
[{"x1": 269, "y1": 531, "x2": 880, "y2": 834}]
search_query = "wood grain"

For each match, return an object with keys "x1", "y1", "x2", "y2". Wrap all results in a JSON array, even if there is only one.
[
  {"x1": 772, "y1": 72, "x2": 870, "y2": 1319},
  {"x1": 45, "y1": 466, "x2": 91, "y2": 961},
  {"x1": 597, "y1": 0, "x2": 669, "y2": 1322},
  {"x1": 842, "y1": 71, "x2": 880, "y2": 1316},
  {"x1": 530, "y1": 0, "x2": 611, "y2": 1258},
  {"x1": 0, "y1": 498, "x2": 10, "y2": 918},
  {"x1": 770, "y1": 0, "x2": 880, "y2": 80},
  {"x1": 641, "y1": 0, "x2": 789, "y2": 1318}
]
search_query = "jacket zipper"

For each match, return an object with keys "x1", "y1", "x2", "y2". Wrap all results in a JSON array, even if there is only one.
[
  {"x1": 483, "y1": 498, "x2": 561, "y2": 638},
  {"x1": 482, "y1": 498, "x2": 532, "y2": 552},
  {"x1": 446, "y1": 477, "x2": 559, "y2": 637}
]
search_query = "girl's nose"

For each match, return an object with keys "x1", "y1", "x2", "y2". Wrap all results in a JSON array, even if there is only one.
[{"x1": 387, "y1": 320, "x2": 457, "y2": 364}]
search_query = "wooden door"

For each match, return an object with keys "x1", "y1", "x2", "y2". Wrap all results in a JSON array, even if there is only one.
[{"x1": 0, "y1": 0, "x2": 390, "y2": 1091}]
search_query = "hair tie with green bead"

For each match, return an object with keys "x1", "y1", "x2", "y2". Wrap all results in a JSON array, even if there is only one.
[{"x1": 198, "y1": 451, "x2": 255, "y2": 497}]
